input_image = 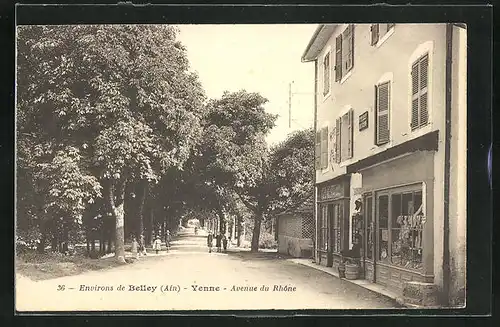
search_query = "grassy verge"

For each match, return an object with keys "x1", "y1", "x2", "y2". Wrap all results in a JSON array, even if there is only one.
[{"x1": 16, "y1": 251, "x2": 127, "y2": 281}]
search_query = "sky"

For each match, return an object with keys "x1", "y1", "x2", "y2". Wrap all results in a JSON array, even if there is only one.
[{"x1": 175, "y1": 24, "x2": 318, "y2": 146}]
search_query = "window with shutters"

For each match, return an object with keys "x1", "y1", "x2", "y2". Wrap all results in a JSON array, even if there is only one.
[
  {"x1": 320, "y1": 127, "x2": 329, "y2": 169},
  {"x1": 411, "y1": 54, "x2": 429, "y2": 130},
  {"x1": 370, "y1": 24, "x2": 395, "y2": 47},
  {"x1": 335, "y1": 109, "x2": 354, "y2": 163},
  {"x1": 323, "y1": 52, "x2": 331, "y2": 96},
  {"x1": 375, "y1": 81, "x2": 391, "y2": 145},
  {"x1": 315, "y1": 127, "x2": 329, "y2": 171},
  {"x1": 315, "y1": 130, "x2": 321, "y2": 170},
  {"x1": 335, "y1": 24, "x2": 355, "y2": 83}
]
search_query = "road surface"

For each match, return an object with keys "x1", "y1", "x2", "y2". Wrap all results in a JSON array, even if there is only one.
[{"x1": 16, "y1": 228, "x2": 399, "y2": 311}]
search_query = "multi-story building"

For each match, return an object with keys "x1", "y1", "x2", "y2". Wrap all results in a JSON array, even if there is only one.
[{"x1": 302, "y1": 23, "x2": 466, "y2": 307}]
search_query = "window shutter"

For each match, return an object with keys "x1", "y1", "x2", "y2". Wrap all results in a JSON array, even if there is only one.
[
  {"x1": 341, "y1": 113, "x2": 349, "y2": 160},
  {"x1": 335, "y1": 118, "x2": 341, "y2": 163},
  {"x1": 419, "y1": 54, "x2": 429, "y2": 126},
  {"x1": 335, "y1": 34, "x2": 342, "y2": 82},
  {"x1": 315, "y1": 130, "x2": 321, "y2": 170},
  {"x1": 321, "y1": 127, "x2": 329, "y2": 169},
  {"x1": 342, "y1": 25, "x2": 353, "y2": 73},
  {"x1": 376, "y1": 82, "x2": 390, "y2": 144},
  {"x1": 347, "y1": 109, "x2": 354, "y2": 159},
  {"x1": 348, "y1": 25, "x2": 355, "y2": 71},
  {"x1": 323, "y1": 53, "x2": 330, "y2": 96},
  {"x1": 370, "y1": 24, "x2": 379, "y2": 45},
  {"x1": 411, "y1": 61, "x2": 420, "y2": 130}
]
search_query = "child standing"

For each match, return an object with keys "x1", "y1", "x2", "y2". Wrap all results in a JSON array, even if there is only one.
[{"x1": 153, "y1": 235, "x2": 162, "y2": 255}]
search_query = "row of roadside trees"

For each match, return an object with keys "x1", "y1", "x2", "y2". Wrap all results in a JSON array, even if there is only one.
[{"x1": 16, "y1": 25, "x2": 314, "y2": 261}]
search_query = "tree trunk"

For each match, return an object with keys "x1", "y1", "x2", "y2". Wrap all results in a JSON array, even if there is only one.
[
  {"x1": 149, "y1": 208, "x2": 154, "y2": 246},
  {"x1": 86, "y1": 237, "x2": 90, "y2": 255},
  {"x1": 107, "y1": 178, "x2": 127, "y2": 264},
  {"x1": 107, "y1": 237, "x2": 112, "y2": 254},
  {"x1": 162, "y1": 220, "x2": 166, "y2": 241},
  {"x1": 236, "y1": 215, "x2": 242, "y2": 247},
  {"x1": 232, "y1": 215, "x2": 236, "y2": 240},
  {"x1": 217, "y1": 205, "x2": 226, "y2": 236},
  {"x1": 51, "y1": 236, "x2": 57, "y2": 252},
  {"x1": 136, "y1": 179, "x2": 147, "y2": 243},
  {"x1": 100, "y1": 231, "x2": 105, "y2": 254},
  {"x1": 251, "y1": 213, "x2": 263, "y2": 252},
  {"x1": 100, "y1": 234, "x2": 105, "y2": 254}
]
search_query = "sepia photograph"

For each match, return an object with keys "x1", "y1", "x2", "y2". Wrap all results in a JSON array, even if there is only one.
[{"x1": 15, "y1": 21, "x2": 468, "y2": 312}]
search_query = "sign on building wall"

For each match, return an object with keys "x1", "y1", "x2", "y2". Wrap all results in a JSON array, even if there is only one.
[
  {"x1": 359, "y1": 111, "x2": 369, "y2": 131},
  {"x1": 318, "y1": 183, "x2": 344, "y2": 201}
]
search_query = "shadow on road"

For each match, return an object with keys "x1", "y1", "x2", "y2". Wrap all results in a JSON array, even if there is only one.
[{"x1": 225, "y1": 249, "x2": 289, "y2": 262}]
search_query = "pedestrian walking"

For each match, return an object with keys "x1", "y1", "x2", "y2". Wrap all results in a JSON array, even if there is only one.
[
  {"x1": 153, "y1": 235, "x2": 162, "y2": 255},
  {"x1": 222, "y1": 234, "x2": 228, "y2": 252},
  {"x1": 165, "y1": 230, "x2": 172, "y2": 252},
  {"x1": 215, "y1": 233, "x2": 222, "y2": 253},
  {"x1": 207, "y1": 232, "x2": 213, "y2": 253}
]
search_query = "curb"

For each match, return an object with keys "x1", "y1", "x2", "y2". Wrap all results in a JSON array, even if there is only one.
[{"x1": 289, "y1": 259, "x2": 408, "y2": 308}]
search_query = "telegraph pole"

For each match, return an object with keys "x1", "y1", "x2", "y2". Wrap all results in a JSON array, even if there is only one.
[{"x1": 288, "y1": 81, "x2": 294, "y2": 128}]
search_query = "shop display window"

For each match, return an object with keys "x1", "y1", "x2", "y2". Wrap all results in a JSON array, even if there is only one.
[{"x1": 391, "y1": 191, "x2": 424, "y2": 270}]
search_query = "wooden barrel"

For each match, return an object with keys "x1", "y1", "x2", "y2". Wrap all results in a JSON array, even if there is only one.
[{"x1": 345, "y1": 263, "x2": 359, "y2": 280}]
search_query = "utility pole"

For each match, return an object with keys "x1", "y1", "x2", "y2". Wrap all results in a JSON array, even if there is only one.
[{"x1": 288, "y1": 81, "x2": 294, "y2": 128}]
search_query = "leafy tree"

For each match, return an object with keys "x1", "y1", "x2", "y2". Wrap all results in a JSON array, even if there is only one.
[
  {"x1": 233, "y1": 128, "x2": 315, "y2": 251},
  {"x1": 16, "y1": 25, "x2": 205, "y2": 262},
  {"x1": 36, "y1": 146, "x2": 102, "y2": 252},
  {"x1": 196, "y1": 90, "x2": 313, "y2": 251}
]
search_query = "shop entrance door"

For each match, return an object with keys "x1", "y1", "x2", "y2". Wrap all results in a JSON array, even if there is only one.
[
  {"x1": 363, "y1": 192, "x2": 389, "y2": 284},
  {"x1": 375, "y1": 193, "x2": 390, "y2": 285},
  {"x1": 326, "y1": 203, "x2": 334, "y2": 267},
  {"x1": 363, "y1": 195, "x2": 375, "y2": 282}
]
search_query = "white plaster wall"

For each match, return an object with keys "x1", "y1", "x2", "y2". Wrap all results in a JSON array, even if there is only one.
[{"x1": 315, "y1": 24, "x2": 448, "y2": 185}]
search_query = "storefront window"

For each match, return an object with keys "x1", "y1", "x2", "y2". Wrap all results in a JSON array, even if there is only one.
[
  {"x1": 365, "y1": 196, "x2": 373, "y2": 259},
  {"x1": 391, "y1": 190, "x2": 424, "y2": 270},
  {"x1": 378, "y1": 195, "x2": 389, "y2": 262}
]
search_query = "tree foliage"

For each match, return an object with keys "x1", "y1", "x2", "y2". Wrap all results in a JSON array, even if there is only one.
[
  {"x1": 16, "y1": 25, "x2": 205, "y2": 261},
  {"x1": 16, "y1": 24, "x2": 315, "y2": 259}
]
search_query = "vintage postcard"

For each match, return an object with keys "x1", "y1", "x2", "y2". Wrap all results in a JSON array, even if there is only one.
[{"x1": 15, "y1": 20, "x2": 468, "y2": 312}]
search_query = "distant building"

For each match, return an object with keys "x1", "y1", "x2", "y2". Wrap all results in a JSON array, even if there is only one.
[
  {"x1": 302, "y1": 23, "x2": 466, "y2": 307},
  {"x1": 276, "y1": 197, "x2": 314, "y2": 258}
]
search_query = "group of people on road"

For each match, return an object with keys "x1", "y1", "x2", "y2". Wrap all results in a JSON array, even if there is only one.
[
  {"x1": 130, "y1": 230, "x2": 172, "y2": 256},
  {"x1": 206, "y1": 232, "x2": 228, "y2": 253}
]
